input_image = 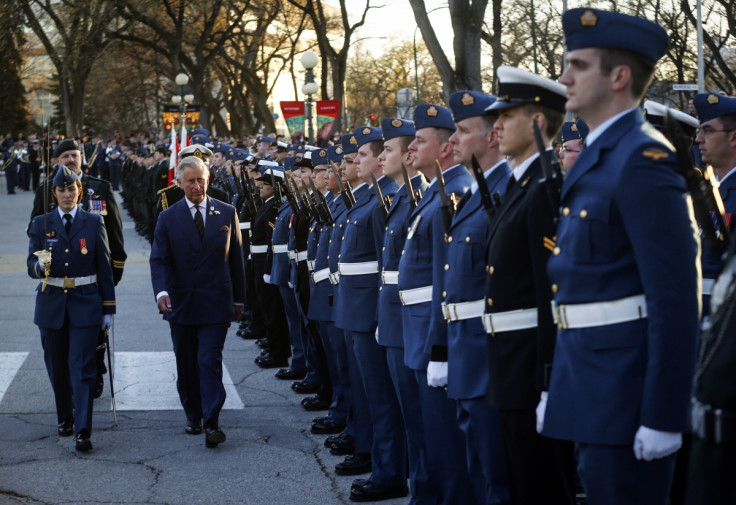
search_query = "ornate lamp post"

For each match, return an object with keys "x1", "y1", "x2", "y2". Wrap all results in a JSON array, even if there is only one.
[
  {"x1": 171, "y1": 72, "x2": 195, "y2": 135},
  {"x1": 300, "y1": 51, "x2": 319, "y2": 144}
]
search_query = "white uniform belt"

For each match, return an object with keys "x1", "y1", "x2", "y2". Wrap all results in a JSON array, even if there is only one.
[
  {"x1": 295, "y1": 250, "x2": 308, "y2": 262},
  {"x1": 307, "y1": 260, "x2": 316, "y2": 271},
  {"x1": 250, "y1": 244, "x2": 268, "y2": 254},
  {"x1": 399, "y1": 285, "x2": 433, "y2": 306},
  {"x1": 312, "y1": 268, "x2": 330, "y2": 284},
  {"x1": 45, "y1": 275, "x2": 97, "y2": 288},
  {"x1": 273, "y1": 244, "x2": 288, "y2": 254},
  {"x1": 702, "y1": 278, "x2": 716, "y2": 296},
  {"x1": 338, "y1": 261, "x2": 378, "y2": 276},
  {"x1": 442, "y1": 299, "x2": 485, "y2": 322},
  {"x1": 482, "y1": 308, "x2": 538, "y2": 335},
  {"x1": 381, "y1": 270, "x2": 398, "y2": 285},
  {"x1": 551, "y1": 294, "x2": 647, "y2": 330},
  {"x1": 239, "y1": 222, "x2": 251, "y2": 230},
  {"x1": 329, "y1": 272, "x2": 340, "y2": 285}
]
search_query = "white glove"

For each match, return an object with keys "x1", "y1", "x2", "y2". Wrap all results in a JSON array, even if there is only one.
[
  {"x1": 375, "y1": 326, "x2": 379, "y2": 343},
  {"x1": 536, "y1": 391, "x2": 548, "y2": 434},
  {"x1": 288, "y1": 281, "x2": 294, "y2": 289},
  {"x1": 633, "y1": 425, "x2": 682, "y2": 461},
  {"x1": 426, "y1": 361, "x2": 448, "y2": 388},
  {"x1": 38, "y1": 258, "x2": 47, "y2": 271},
  {"x1": 263, "y1": 273, "x2": 271, "y2": 283},
  {"x1": 101, "y1": 314, "x2": 113, "y2": 330}
]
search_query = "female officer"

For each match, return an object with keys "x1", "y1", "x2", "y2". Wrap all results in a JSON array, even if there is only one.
[{"x1": 27, "y1": 166, "x2": 116, "y2": 452}]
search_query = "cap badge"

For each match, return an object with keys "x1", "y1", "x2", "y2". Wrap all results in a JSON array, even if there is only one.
[
  {"x1": 362, "y1": 127, "x2": 372, "y2": 135},
  {"x1": 336, "y1": 146, "x2": 343, "y2": 154},
  {"x1": 580, "y1": 9, "x2": 598, "y2": 27},
  {"x1": 571, "y1": 123, "x2": 578, "y2": 132},
  {"x1": 461, "y1": 93, "x2": 475, "y2": 106},
  {"x1": 391, "y1": 119, "x2": 402, "y2": 128},
  {"x1": 707, "y1": 94, "x2": 720, "y2": 105},
  {"x1": 350, "y1": 136, "x2": 358, "y2": 145},
  {"x1": 427, "y1": 106, "x2": 439, "y2": 117},
  {"x1": 319, "y1": 150, "x2": 326, "y2": 157}
]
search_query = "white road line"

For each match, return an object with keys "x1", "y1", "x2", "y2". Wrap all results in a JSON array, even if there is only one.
[
  {"x1": 0, "y1": 352, "x2": 28, "y2": 405},
  {"x1": 113, "y1": 352, "x2": 244, "y2": 411}
]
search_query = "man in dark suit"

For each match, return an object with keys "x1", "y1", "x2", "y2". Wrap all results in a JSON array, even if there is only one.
[{"x1": 150, "y1": 155, "x2": 246, "y2": 448}]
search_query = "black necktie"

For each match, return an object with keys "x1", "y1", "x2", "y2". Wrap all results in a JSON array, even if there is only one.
[
  {"x1": 505, "y1": 175, "x2": 516, "y2": 194},
  {"x1": 194, "y1": 205, "x2": 204, "y2": 240},
  {"x1": 63, "y1": 213, "x2": 72, "y2": 235}
]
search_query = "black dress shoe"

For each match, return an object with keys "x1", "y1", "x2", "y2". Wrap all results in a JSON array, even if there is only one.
[
  {"x1": 75, "y1": 431, "x2": 93, "y2": 452},
  {"x1": 275, "y1": 368, "x2": 307, "y2": 381},
  {"x1": 330, "y1": 434, "x2": 356, "y2": 455},
  {"x1": 58, "y1": 416, "x2": 74, "y2": 437},
  {"x1": 94, "y1": 374, "x2": 104, "y2": 399},
  {"x1": 335, "y1": 453, "x2": 371, "y2": 476},
  {"x1": 349, "y1": 481, "x2": 408, "y2": 502},
  {"x1": 351, "y1": 478, "x2": 369, "y2": 489},
  {"x1": 301, "y1": 395, "x2": 330, "y2": 411},
  {"x1": 311, "y1": 418, "x2": 346, "y2": 434},
  {"x1": 255, "y1": 355, "x2": 289, "y2": 369},
  {"x1": 255, "y1": 337, "x2": 270, "y2": 348},
  {"x1": 324, "y1": 430, "x2": 351, "y2": 448},
  {"x1": 204, "y1": 425, "x2": 226, "y2": 448},
  {"x1": 291, "y1": 380, "x2": 320, "y2": 394},
  {"x1": 185, "y1": 420, "x2": 202, "y2": 435}
]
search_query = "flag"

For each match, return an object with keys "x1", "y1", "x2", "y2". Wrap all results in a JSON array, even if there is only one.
[
  {"x1": 168, "y1": 126, "x2": 177, "y2": 185},
  {"x1": 180, "y1": 122, "x2": 188, "y2": 151}
]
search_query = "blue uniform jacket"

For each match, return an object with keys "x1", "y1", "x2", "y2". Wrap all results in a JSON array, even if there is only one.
[
  {"x1": 398, "y1": 165, "x2": 472, "y2": 370},
  {"x1": 308, "y1": 192, "x2": 336, "y2": 321},
  {"x1": 334, "y1": 177, "x2": 397, "y2": 333},
  {"x1": 28, "y1": 208, "x2": 116, "y2": 329},
  {"x1": 544, "y1": 109, "x2": 700, "y2": 445},
  {"x1": 327, "y1": 192, "x2": 348, "y2": 321},
  {"x1": 701, "y1": 171, "x2": 736, "y2": 281},
  {"x1": 269, "y1": 201, "x2": 293, "y2": 286},
  {"x1": 377, "y1": 174, "x2": 429, "y2": 347},
  {"x1": 429, "y1": 162, "x2": 511, "y2": 399},
  {"x1": 150, "y1": 197, "x2": 246, "y2": 326}
]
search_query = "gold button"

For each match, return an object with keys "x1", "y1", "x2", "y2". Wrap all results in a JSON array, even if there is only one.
[
  {"x1": 465, "y1": 236, "x2": 470, "y2": 242},
  {"x1": 553, "y1": 246, "x2": 560, "y2": 255},
  {"x1": 385, "y1": 226, "x2": 388, "y2": 231},
  {"x1": 382, "y1": 246, "x2": 385, "y2": 251},
  {"x1": 338, "y1": 254, "x2": 341, "y2": 258},
  {"x1": 551, "y1": 284, "x2": 558, "y2": 293},
  {"x1": 562, "y1": 207, "x2": 570, "y2": 216},
  {"x1": 65, "y1": 249, "x2": 70, "y2": 253},
  {"x1": 65, "y1": 263, "x2": 69, "y2": 266},
  {"x1": 442, "y1": 291, "x2": 447, "y2": 297},
  {"x1": 401, "y1": 250, "x2": 405, "y2": 255},
  {"x1": 408, "y1": 227, "x2": 412, "y2": 232},
  {"x1": 63, "y1": 289, "x2": 68, "y2": 293},
  {"x1": 346, "y1": 218, "x2": 350, "y2": 223},
  {"x1": 580, "y1": 209, "x2": 588, "y2": 218},
  {"x1": 444, "y1": 264, "x2": 450, "y2": 271},
  {"x1": 448, "y1": 236, "x2": 453, "y2": 243},
  {"x1": 487, "y1": 298, "x2": 493, "y2": 307},
  {"x1": 390, "y1": 230, "x2": 394, "y2": 235},
  {"x1": 329, "y1": 240, "x2": 332, "y2": 244},
  {"x1": 379, "y1": 286, "x2": 383, "y2": 291},
  {"x1": 489, "y1": 266, "x2": 494, "y2": 274}
]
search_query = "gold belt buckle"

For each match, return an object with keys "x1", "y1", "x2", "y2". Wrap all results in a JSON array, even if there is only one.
[
  {"x1": 63, "y1": 277, "x2": 76, "y2": 288},
  {"x1": 442, "y1": 304, "x2": 450, "y2": 321}
]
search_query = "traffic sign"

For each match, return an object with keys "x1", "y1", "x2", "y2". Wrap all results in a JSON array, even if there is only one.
[{"x1": 673, "y1": 84, "x2": 698, "y2": 91}]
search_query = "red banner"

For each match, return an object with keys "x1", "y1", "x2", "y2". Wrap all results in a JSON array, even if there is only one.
[
  {"x1": 280, "y1": 101, "x2": 305, "y2": 118},
  {"x1": 316, "y1": 100, "x2": 341, "y2": 118}
]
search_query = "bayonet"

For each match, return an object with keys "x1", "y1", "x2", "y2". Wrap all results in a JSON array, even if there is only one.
[
  {"x1": 435, "y1": 160, "x2": 453, "y2": 232},
  {"x1": 370, "y1": 173, "x2": 389, "y2": 218},
  {"x1": 401, "y1": 162, "x2": 417, "y2": 210},
  {"x1": 329, "y1": 161, "x2": 354, "y2": 209},
  {"x1": 470, "y1": 155, "x2": 497, "y2": 225}
]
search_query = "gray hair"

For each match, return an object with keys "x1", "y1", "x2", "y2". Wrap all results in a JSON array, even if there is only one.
[{"x1": 176, "y1": 156, "x2": 210, "y2": 182}]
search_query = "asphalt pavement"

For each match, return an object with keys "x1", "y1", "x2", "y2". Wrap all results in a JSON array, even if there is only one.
[{"x1": 0, "y1": 185, "x2": 407, "y2": 505}]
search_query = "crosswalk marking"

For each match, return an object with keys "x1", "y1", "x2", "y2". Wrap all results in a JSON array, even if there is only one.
[
  {"x1": 0, "y1": 352, "x2": 28, "y2": 405},
  {"x1": 113, "y1": 352, "x2": 244, "y2": 411}
]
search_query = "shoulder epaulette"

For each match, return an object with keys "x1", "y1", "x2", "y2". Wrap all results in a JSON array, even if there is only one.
[{"x1": 157, "y1": 183, "x2": 178, "y2": 196}]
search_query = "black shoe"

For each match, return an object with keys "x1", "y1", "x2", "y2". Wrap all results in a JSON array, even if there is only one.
[
  {"x1": 351, "y1": 478, "x2": 370, "y2": 489},
  {"x1": 349, "y1": 481, "x2": 408, "y2": 502},
  {"x1": 75, "y1": 431, "x2": 93, "y2": 452},
  {"x1": 255, "y1": 354, "x2": 289, "y2": 369},
  {"x1": 335, "y1": 453, "x2": 371, "y2": 476},
  {"x1": 324, "y1": 430, "x2": 350, "y2": 448},
  {"x1": 204, "y1": 425, "x2": 226, "y2": 448},
  {"x1": 185, "y1": 420, "x2": 202, "y2": 435},
  {"x1": 255, "y1": 337, "x2": 270, "y2": 348},
  {"x1": 275, "y1": 368, "x2": 307, "y2": 381},
  {"x1": 291, "y1": 380, "x2": 320, "y2": 394},
  {"x1": 302, "y1": 395, "x2": 330, "y2": 411},
  {"x1": 94, "y1": 374, "x2": 104, "y2": 399},
  {"x1": 311, "y1": 418, "x2": 346, "y2": 435},
  {"x1": 58, "y1": 416, "x2": 74, "y2": 437},
  {"x1": 330, "y1": 434, "x2": 356, "y2": 455}
]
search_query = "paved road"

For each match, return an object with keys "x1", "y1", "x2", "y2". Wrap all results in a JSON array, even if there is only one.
[{"x1": 0, "y1": 186, "x2": 406, "y2": 505}]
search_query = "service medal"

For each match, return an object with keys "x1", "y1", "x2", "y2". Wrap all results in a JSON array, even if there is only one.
[{"x1": 79, "y1": 238, "x2": 88, "y2": 255}]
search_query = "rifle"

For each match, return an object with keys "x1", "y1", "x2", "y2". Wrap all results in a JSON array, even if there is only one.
[
  {"x1": 308, "y1": 176, "x2": 334, "y2": 225},
  {"x1": 280, "y1": 175, "x2": 299, "y2": 214},
  {"x1": 532, "y1": 119, "x2": 563, "y2": 225},
  {"x1": 665, "y1": 110, "x2": 730, "y2": 253},
  {"x1": 370, "y1": 173, "x2": 389, "y2": 218},
  {"x1": 88, "y1": 140, "x2": 102, "y2": 167},
  {"x1": 297, "y1": 178, "x2": 319, "y2": 222},
  {"x1": 102, "y1": 326, "x2": 118, "y2": 426},
  {"x1": 470, "y1": 155, "x2": 499, "y2": 225},
  {"x1": 435, "y1": 160, "x2": 454, "y2": 232},
  {"x1": 269, "y1": 170, "x2": 282, "y2": 202},
  {"x1": 329, "y1": 161, "x2": 355, "y2": 209},
  {"x1": 401, "y1": 162, "x2": 417, "y2": 210}
]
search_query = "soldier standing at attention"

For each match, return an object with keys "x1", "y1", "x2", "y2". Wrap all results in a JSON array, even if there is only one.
[{"x1": 540, "y1": 9, "x2": 700, "y2": 505}]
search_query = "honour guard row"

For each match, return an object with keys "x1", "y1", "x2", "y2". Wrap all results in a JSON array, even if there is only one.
[{"x1": 24, "y1": 6, "x2": 736, "y2": 504}]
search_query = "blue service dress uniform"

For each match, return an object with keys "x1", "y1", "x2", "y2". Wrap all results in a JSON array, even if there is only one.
[
  {"x1": 544, "y1": 109, "x2": 700, "y2": 505},
  {"x1": 428, "y1": 162, "x2": 511, "y2": 505},
  {"x1": 335, "y1": 177, "x2": 407, "y2": 487},
  {"x1": 397, "y1": 164, "x2": 476, "y2": 505},
  {"x1": 377, "y1": 173, "x2": 434, "y2": 503},
  {"x1": 28, "y1": 207, "x2": 116, "y2": 435}
]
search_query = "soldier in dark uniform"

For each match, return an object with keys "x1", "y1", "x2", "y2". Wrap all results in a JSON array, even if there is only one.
[{"x1": 29, "y1": 139, "x2": 126, "y2": 399}]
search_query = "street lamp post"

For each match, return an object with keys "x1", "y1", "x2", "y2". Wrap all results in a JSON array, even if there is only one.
[
  {"x1": 171, "y1": 72, "x2": 195, "y2": 138},
  {"x1": 301, "y1": 51, "x2": 319, "y2": 144}
]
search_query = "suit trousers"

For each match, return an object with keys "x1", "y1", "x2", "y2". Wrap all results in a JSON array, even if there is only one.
[
  {"x1": 39, "y1": 316, "x2": 98, "y2": 433},
  {"x1": 169, "y1": 322, "x2": 229, "y2": 427},
  {"x1": 343, "y1": 329, "x2": 373, "y2": 455},
  {"x1": 319, "y1": 320, "x2": 348, "y2": 423},
  {"x1": 279, "y1": 285, "x2": 307, "y2": 372}
]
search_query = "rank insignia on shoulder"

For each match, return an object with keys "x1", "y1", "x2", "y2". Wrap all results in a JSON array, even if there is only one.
[
  {"x1": 543, "y1": 236, "x2": 556, "y2": 252},
  {"x1": 268, "y1": 221, "x2": 275, "y2": 229},
  {"x1": 642, "y1": 148, "x2": 669, "y2": 161}
]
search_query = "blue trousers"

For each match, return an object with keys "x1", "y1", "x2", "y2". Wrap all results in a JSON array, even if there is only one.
[
  {"x1": 39, "y1": 317, "x2": 98, "y2": 434},
  {"x1": 343, "y1": 329, "x2": 373, "y2": 454},
  {"x1": 279, "y1": 285, "x2": 307, "y2": 374},
  {"x1": 320, "y1": 320, "x2": 349, "y2": 423},
  {"x1": 170, "y1": 322, "x2": 229, "y2": 427}
]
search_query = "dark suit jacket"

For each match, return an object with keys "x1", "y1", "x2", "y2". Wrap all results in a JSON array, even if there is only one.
[{"x1": 150, "y1": 196, "x2": 245, "y2": 326}]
